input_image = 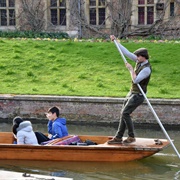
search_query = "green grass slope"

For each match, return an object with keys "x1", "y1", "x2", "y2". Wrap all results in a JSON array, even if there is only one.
[{"x1": 0, "y1": 38, "x2": 179, "y2": 99}]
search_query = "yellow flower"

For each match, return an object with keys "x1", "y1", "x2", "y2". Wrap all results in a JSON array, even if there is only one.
[
  {"x1": 174, "y1": 41, "x2": 180, "y2": 43},
  {"x1": 74, "y1": 38, "x2": 78, "y2": 42}
]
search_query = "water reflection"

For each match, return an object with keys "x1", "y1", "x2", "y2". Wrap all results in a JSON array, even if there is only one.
[
  {"x1": 0, "y1": 123, "x2": 180, "y2": 180},
  {"x1": 0, "y1": 158, "x2": 178, "y2": 180},
  {"x1": 174, "y1": 170, "x2": 180, "y2": 180}
]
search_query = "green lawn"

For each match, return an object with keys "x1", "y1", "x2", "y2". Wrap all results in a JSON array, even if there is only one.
[{"x1": 0, "y1": 38, "x2": 179, "y2": 99}]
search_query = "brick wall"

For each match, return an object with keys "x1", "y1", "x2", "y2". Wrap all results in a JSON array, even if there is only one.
[{"x1": 0, "y1": 94, "x2": 179, "y2": 127}]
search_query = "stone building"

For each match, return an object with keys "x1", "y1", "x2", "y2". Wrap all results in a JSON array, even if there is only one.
[{"x1": 0, "y1": 0, "x2": 179, "y2": 38}]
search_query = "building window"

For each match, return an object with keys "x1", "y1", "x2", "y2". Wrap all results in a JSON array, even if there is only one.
[
  {"x1": 50, "y1": 0, "x2": 66, "y2": 26},
  {"x1": 89, "y1": 0, "x2": 106, "y2": 25},
  {"x1": 170, "y1": 2, "x2": 174, "y2": 16},
  {"x1": 138, "y1": 0, "x2": 154, "y2": 5},
  {"x1": 147, "y1": 6, "x2": 153, "y2": 24},
  {"x1": 147, "y1": 0, "x2": 154, "y2": 4},
  {"x1": 138, "y1": 0, "x2": 154, "y2": 25},
  {"x1": 138, "y1": 0, "x2": 145, "y2": 5},
  {"x1": 138, "y1": 7, "x2": 144, "y2": 24},
  {"x1": 0, "y1": 0, "x2": 15, "y2": 26}
]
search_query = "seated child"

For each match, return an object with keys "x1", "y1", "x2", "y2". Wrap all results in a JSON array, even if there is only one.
[{"x1": 12, "y1": 116, "x2": 38, "y2": 145}]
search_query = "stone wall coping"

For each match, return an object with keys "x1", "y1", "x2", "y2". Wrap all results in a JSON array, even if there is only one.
[{"x1": 0, "y1": 94, "x2": 179, "y2": 105}]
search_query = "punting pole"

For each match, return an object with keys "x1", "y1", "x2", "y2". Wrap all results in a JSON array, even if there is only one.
[{"x1": 113, "y1": 39, "x2": 180, "y2": 159}]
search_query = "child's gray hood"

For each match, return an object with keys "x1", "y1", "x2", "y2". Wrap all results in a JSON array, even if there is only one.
[{"x1": 17, "y1": 121, "x2": 33, "y2": 132}]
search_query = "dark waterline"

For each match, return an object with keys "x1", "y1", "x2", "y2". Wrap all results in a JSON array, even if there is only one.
[{"x1": 0, "y1": 123, "x2": 180, "y2": 180}]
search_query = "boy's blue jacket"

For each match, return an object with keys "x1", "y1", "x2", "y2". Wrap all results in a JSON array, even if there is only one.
[{"x1": 47, "y1": 117, "x2": 68, "y2": 139}]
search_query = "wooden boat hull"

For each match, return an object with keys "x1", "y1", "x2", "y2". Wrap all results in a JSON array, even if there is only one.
[{"x1": 0, "y1": 132, "x2": 170, "y2": 162}]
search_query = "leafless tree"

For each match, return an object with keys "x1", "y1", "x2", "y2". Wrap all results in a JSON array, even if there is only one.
[
  {"x1": 69, "y1": 0, "x2": 180, "y2": 39},
  {"x1": 130, "y1": 0, "x2": 180, "y2": 39},
  {"x1": 17, "y1": 0, "x2": 45, "y2": 31},
  {"x1": 107, "y1": 0, "x2": 132, "y2": 38},
  {"x1": 154, "y1": 0, "x2": 180, "y2": 39},
  {"x1": 68, "y1": 0, "x2": 111, "y2": 38},
  {"x1": 16, "y1": 0, "x2": 180, "y2": 39}
]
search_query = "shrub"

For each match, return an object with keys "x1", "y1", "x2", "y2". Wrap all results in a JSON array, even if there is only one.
[{"x1": 0, "y1": 30, "x2": 69, "y2": 39}]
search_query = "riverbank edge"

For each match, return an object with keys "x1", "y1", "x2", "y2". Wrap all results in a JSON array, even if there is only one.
[{"x1": 0, "y1": 94, "x2": 179, "y2": 129}]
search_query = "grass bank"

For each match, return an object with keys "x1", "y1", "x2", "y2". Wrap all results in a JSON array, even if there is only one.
[{"x1": 0, "y1": 38, "x2": 179, "y2": 99}]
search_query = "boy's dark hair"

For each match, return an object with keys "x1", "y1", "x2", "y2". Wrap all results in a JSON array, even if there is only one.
[
  {"x1": 133, "y1": 48, "x2": 149, "y2": 59},
  {"x1": 48, "y1": 106, "x2": 60, "y2": 117}
]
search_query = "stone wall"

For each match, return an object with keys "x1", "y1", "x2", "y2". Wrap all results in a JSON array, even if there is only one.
[{"x1": 0, "y1": 94, "x2": 179, "y2": 127}]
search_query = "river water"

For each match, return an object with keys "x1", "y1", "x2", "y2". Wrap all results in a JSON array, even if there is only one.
[{"x1": 0, "y1": 123, "x2": 179, "y2": 180}]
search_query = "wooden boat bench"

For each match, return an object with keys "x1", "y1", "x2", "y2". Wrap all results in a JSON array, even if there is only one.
[{"x1": 0, "y1": 132, "x2": 15, "y2": 144}]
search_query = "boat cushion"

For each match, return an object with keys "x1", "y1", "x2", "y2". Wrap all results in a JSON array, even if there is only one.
[
  {"x1": 54, "y1": 135, "x2": 82, "y2": 145},
  {"x1": 42, "y1": 135, "x2": 82, "y2": 146}
]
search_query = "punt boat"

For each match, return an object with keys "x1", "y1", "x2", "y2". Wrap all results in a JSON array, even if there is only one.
[{"x1": 0, "y1": 132, "x2": 170, "y2": 162}]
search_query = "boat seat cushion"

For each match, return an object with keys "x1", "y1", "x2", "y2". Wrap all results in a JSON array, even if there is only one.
[
  {"x1": 54, "y1": 135, "x2": 82, "y2": 145},
  {"x1": 43, "y1": 135, "x2": 82, "y2": 146}
]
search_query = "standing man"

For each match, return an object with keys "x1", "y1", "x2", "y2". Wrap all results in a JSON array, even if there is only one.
[{"x1": 108, "y1": 35, "x2": 152, "y2": 144}]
